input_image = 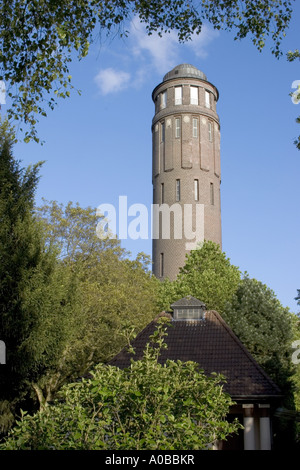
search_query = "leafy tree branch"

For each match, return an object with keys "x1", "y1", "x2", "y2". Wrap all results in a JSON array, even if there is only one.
[{"x1": 0, "y1": 0, "x2": 294, "y2": 142}]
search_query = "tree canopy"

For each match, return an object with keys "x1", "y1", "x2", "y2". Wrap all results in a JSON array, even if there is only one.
[
  {"x1": 0, "y1": 120, "x2": 58, "y2": 432},
  {"x1": 222, "y1": 275, "x2": 294, "y2": 390},
  {"x1": 0, "y1": 0, "x2": 295, "y2": 143},
  {"x1": 157, "y1": 241, "x2": 241, "y2": 314}
]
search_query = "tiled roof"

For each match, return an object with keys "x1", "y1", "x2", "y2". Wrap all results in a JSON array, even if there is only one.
[{"x1": 110, "y1": 311, "x2": 281, "y2": 399}]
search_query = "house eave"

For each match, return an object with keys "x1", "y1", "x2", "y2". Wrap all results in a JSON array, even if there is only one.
[{"x1": 231, "y1": 394, "x2": 283, "y2": 402}]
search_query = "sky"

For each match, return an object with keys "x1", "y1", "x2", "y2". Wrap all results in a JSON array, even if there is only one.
[{"x1": 2, "y1": 5, "x2": 300, "y2": 314}]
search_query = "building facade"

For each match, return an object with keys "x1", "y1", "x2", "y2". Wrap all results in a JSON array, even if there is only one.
[{"x1": 152, "y1": 64, "x2": 222, "y2": 280}]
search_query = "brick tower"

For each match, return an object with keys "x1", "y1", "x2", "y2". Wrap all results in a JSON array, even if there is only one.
[{"x1": 152, "y1": 64, "x2": 222, "y2": 280}]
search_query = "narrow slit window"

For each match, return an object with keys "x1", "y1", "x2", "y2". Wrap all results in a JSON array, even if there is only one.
[
  {"x1": 161, "y1": 183, "x2": 164, "y2": 204},
  {"x1": 160, "y1": 253, "x2": 164, "y2": 277},
  {"x1": 193, "y1": 118, "x2": 198, "y2": 138},
  {"x1": 161, "y1": 121, "x2": 165, "y2": 143},
  {"x1": 175, "y1": 86, "x2": 182, "y2": 105},
  {"x1": 175, "y1": 118, "x2": 181, "y2": 138},
  {"x1": 176, "y1": 179, "x2": 180, "y2": 202},
  {"x1": 210, "y1": 182, "x2": 214, "y2": 205},
  {"x1": 208, "y1": 121, "x2": 213, "y2": 142},
  {"x1": 194, "y1": 179, "x2": 199, "y2": 201},
  {"x1": 190, "y1": 86, "x2": 198, "y2": 105}
]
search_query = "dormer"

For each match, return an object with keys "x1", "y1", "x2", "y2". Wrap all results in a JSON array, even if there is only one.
[{"x1": 171, "y1": 296, "x2": 206, "y2": 321}]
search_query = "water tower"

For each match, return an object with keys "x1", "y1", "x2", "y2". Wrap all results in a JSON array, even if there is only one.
[{"x1": 152, "y1": 64, "x2": 222, "y2": 280}]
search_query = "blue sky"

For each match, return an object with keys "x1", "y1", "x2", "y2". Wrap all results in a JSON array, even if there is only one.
[{"x1": 2, "y1": 5, "x2": 300, "y2": 313}]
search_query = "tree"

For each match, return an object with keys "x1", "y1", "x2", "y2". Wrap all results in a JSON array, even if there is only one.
[
  {"x1": 0, "y1": 120, "x2": 60, "y2": 432},
  {"x1": 0, "y1": 0, "x2": 294, "y2": 143},
  {"x1": 37, "y1": 200, "x2": 159, "y2": 361},
  {"x1": 157, "y1": 241, "x2": 241, "y2": 314},
  {"x1": 222, "y1": 275, "x2": 294, "y2": 389},
  {"x1": 293, "y1": 290, "x2": 300, "y2": 410},
  {"x1": 36, "y1": 199, "x2": 122, "y2": 262},
  {"x1": 0, "y1": 318, "x2": 241, "y2": 450},
  {"x1": 28, "y1": 200, "x2": 159, "y2": 409},
  {"x1": 222, "y1": 275, "x2": 298, "y2": 448}
]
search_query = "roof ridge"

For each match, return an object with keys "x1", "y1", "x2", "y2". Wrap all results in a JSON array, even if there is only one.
[{"x1": 208, "y1": 310, "x2": 281, "y2": 394}]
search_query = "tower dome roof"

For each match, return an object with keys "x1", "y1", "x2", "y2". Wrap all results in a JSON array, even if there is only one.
[{"x1": 163, "y1": 64, "x2": 207, "y2": 82}]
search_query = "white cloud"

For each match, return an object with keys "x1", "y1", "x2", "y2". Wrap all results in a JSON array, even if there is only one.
[
  {"x1": 94, "y1": 68, "x2": 131, "y2": 95},
  {"x1": 189, "y1": 25, "x2": 220, "y2": 58},
  {"x1": 129, "y1": 18, "x2": 179, "y2": 73},
  {"x1": 94, "y1": 18, "x2": 219, "y2": 95},
  {"x1": 129, "y1": 17, "x2": 219, "y2": 76}
]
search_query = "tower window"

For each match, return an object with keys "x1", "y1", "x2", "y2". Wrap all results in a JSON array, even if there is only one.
[
  {"x1": 176, "y1": 179, "x2": 180, "y2": 202},
  {"x1": 192, "y1": 118, "x2": 198, "y2": 138},
  {"x1": 161, "y1": 183, "x2": 164, "y2": 204},
  {"x1": 210, "y1": 182, "x2": 214, "y2": 205},
  {"x1": 161, "y1": 90, "x2": 167, "y2": 109},
  {"x1": 190, "y1": 86, "x2": 198, "y2": 105},
  {"x1": 160, "y1": 253, "x2": 164, "y2": 277},
  {"x1": 208, "y1": 121, "x2": 213, "y2": 142},
  {"x1": 175, "y1": 118, "x2": 181, "y2": 138},
  {"x1": 194, "y1": 179, "x2": 199, "y2": 201},
  {"x1": 205, "y1": 90, "x2": 210, "y2": 108},
  {"x1": 175, "y1": 86, "x2": 182, "y2": 105}
]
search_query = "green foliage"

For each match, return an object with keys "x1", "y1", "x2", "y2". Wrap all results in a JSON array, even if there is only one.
[
  {"x1": 0, "y1": 0, "x2": 293, "y2": 142},
  {"x1": 36, "y1": 199, "x2": 122, "y2": 261},
  {"x1": 29, "y1": 200, "x2": 159, "y2": 409},
  {"x1": 157, "y1": 241, "x2": 241, "y2": 314},
  {"x1": 37, "y1": 200, "x2": 159, "y2": 358},
  {"x1": 0, "y1": 120, "x2": 59, "y2": 431},
  {"x1": 0, "y1": 319, "x2": 241, "y2": 450},
  {"x1": 222, "y1": 275, "x2": 294, "y2": 391},
  {"x1": 287, "y1": 49, "x2": 300, "y2": 62},
  {"x1": 0, "y1": 133, "x2": 159, "y2": 430},
  {"x1": 157, "y1": 242, "x2": 299, "y2": 447},
  {"x1": 200, "y1": 0, "x2": 293, "y2": 56},
  {"x1": 292, "y1": 290, "x2": 300, "y2": 412}
]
